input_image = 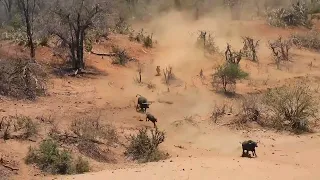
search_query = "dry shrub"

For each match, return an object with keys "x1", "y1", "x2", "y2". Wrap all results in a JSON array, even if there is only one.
[
  {"x1": 129, "y1": 29, "x2": 154, "y2": 48},
  {"x1": 225, "y1": 44, "x2": 242, "y2": 64},
  {"x1": 124, "y1": 128, "x2": 168, "y2": 163},
  {"x1": 0, "y1": 115, "x2": 39, "y2": 140},
  {"x1": 0, "y1": 28, "x2": 28, "y2": 46},
  {"x1": 266, "y1": 2, "x2": 312, "y2": 28},
  {"x1": 211, "y1": 103, "x2": 228, "y2": 123},
  {"x1": 49, "y1": 117, "x2": 118, "y2": 163},
  {"x1": 235, "y1": 94, "x2": 262, "y2": 126},
  {"x1": 196, "y1": 31, "x2": 219, "y2": 55},
  {"x1": 0, "y1": 58, "x2": 47, "y2": 100},
  {"x1": 70, "y1": 117, "x2": 118, "y2": 146},
  {"x1": 25, "y1": 138, "x2": 89, "y2": 175},
  {"x1": 268, "y1": 37, "x2": 292, "y2": 69},
  {"x1": 263, "y1": 83, "x2": 318, "y2": 133},
  {"x1": 241, "y1": 36, "x2": 260, "y2": 62},
  {"x1": 77, "y1": 141, "x2": 115, "y2": 163},
  {"x1": 74, "y1": 156, "x2": 90, "y2": 174},
  {"x1": 290, "y1": 30, "x2": 320, "y2": 51},
  {"x1": 111, "y1": 46, "x2": 132, "y2": 66},
  {"x1": 113, "y1": 17, "x2": 133, "y2": 35},
  {"x1": 147, "y1": 82, "x2": 156, "y2": 89}
]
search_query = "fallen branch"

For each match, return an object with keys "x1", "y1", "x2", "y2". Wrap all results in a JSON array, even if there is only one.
[{"x1": 90, "y1": 51, "x2": 116, "y2": 56}]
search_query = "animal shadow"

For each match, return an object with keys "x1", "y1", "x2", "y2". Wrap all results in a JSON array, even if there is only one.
[{"x1": 241, "y1": 152, "x2": 255, "y2": 158}]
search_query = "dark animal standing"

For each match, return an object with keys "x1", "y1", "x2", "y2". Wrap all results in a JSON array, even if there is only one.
[
  {"x1": 136, "y1": 94, "x2": 151, "y2": 113},
  {"x1": 241, "y1": 140, "x2": 258, "y2": 158},
  {"x1": 146, "y1": 112, "x2": 157, "y2": 128}
]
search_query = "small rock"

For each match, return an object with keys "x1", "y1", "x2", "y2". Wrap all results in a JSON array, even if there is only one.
[
  {"x1": 170, "y1": 160, "x2": 173, "y2": 162},
  {"x1": 182, "y1": 169, "x2": 185, "y2": 171}
]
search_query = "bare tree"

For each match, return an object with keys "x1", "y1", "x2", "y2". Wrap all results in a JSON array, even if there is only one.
[
  {"x1": 242, "y1": 36, "x2": 260, "y2": 62},
  {"x1": 268, "y1": 36, "x2": 292, "y2": 69},
  {"x1": 225, "y1": 44, "x2": 242, "y2": 64},
  {"x1": 50, "y1": 0, "x2": 109, "y2": 72},
  {"x1": 16, "y1": 0, "x2": 39, "y2": 59}
]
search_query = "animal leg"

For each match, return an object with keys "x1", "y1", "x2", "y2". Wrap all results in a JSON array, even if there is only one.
[{"x1": 153, "y1": 122, "x2": 157, "y2": 128}]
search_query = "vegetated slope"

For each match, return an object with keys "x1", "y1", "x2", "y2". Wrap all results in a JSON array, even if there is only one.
[{"x1": 1, "y1": 12, "x2": 320, "y2": 180}]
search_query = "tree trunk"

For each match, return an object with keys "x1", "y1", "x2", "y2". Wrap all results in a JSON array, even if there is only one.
[
  {"x1": 69, "y1": 43, "x2": 77, "y2": 70},
  {"x1": 79, "y1": 29, "x2": 85, "y2": 69},
  {"x1": 19, "y1": 0, "x2": 36, "y2": 59}
]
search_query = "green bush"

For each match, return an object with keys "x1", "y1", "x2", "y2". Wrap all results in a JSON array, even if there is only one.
[
  {"x1": 111, "y1": 46, "x2": 131, "y2": 66},
  {"x1": 25, "y1": 138, "x2": 90, "y2": 174},
  {"x1": 213, "y1": 63, "x2": 248, "y2": 93},
  {"x1": 130, "y1": 29, "x2": 154, "y2": 48},
  {"x1": 74, "y1": 156, "x2": 90, "y2": 174},
  {"x1": 143, "y1": 35, "x2": 153, "y2": 48},
  {"x1": 124, "y1": 128, "x2": 169, "y2": 163}
]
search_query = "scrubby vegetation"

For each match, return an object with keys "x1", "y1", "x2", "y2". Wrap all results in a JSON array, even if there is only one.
[
  {"x1": 233, "y1": 83, "x2": 318, "y2": 134},
  {"x1": 241, "y1": 36, "x2": 260, "y2": 62},
  {"x1": 48, "y1": 117, "x2": 119, "y2": 163},
  {"x1": 235, "y1": 94, "x2": 262, "y2": 127},
  {"x1": 213, "y1": 63, "x2": 248, "y2": 93},
  {"x1": 130, "y1": 29, "x2": 154, "y2": 48},
  {"x1": 124, "y1": 128, "x2": 169, "y2": 163},
  {"x1": 263, "y1": 83, "x2": 318, "y2": 133},
  {"x1": 1, "y1": 0, "x2": 320, "y2": 178},
  {"x1": 25, "y1": 138, "x2": 89, "y2": 174},
  {"x1": 268, "y1": 36, "x2": 292, "y2": 69},
  {"x1": 266, "y1": 1, "x2": 312, "y2": 28},
  {"x1": 196, "y1": 31, "x2": 219, "y2": 55},
  {"x1": 290, "y1": 30, "x2": 320, "y2": 51},
  {"x1": 111, "y1": 45, "x2": 133, "y2": 65},
  {"x1": 0, "y1": 58, "x2": 47, "y2": 100},
  {"x1": 0, "y1": 115, "x2": 39, "y2": 140}
]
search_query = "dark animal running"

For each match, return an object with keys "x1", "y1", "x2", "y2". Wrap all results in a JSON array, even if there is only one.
[
  {"x1": 241, "y1": 140, "x2": 258, "y2": 157},
  {"x1": 136, "y1": 94, "x2": 151, "y2": 113},
  {"x1": 146, "y1": 112, "x2": 157, "y2": 128}
]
